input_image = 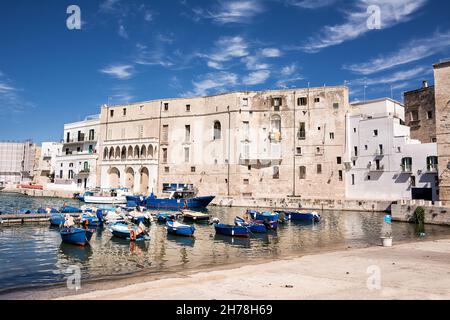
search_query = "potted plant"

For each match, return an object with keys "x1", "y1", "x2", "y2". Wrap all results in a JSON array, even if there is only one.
[{"x1": 380, "y1": 214, "x2": 393, "y2": 247}]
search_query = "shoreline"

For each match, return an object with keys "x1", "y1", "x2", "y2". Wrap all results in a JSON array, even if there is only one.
[{"x1": 2, "y1": 236, "x2": 450, "y2": 300}]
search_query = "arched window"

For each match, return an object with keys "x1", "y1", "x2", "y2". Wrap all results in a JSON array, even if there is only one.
[
  {"x1": 299, "y1": 166, "x2": 306, "y2": 180},
  {"x1": 141, "y1": 145, "x2": 147, "y2": 158},
  {"x1": 213, "y1": 121, "x2": 222, "y2": 140},
  {"x1": 115, "y1": 147, "x2": 121, "y2": 159},
  {"x1": 127, "y1": 146, "x2": 133, "y2": 159},
  {"x1": 83, "y1": 162, "x2": 89, "y2": 171},
  {"x1": 134, "y1": 146, "x2": 140, "y2": 159},
  {"x1": 148, "y1": 145, "x2": 154, "y2": 158},
  {"x1": 121, "y1": 146, "x2": 126, "y2": 160},
  {"x1": 103, "y1": 148, "x2": 108, "y2": 160},
  {"x1": 109, "y1": 147, "x2": 114, "y2": 159}
]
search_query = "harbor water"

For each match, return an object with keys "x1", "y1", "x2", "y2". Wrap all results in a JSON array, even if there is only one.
[{"x1": 0, "y1": 192, "x2": 449, "y2": 293}]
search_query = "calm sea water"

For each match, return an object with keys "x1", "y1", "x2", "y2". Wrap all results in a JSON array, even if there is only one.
[{"x1": 0, "y1": 192, "x2": 449, "y2": 293}]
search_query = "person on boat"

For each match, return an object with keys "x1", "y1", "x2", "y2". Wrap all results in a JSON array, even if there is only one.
[{"x1": 64, "y1": 214, "x2": 75, "y2": 228}]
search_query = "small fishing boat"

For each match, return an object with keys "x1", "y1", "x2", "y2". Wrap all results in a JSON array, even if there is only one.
[
  {"x1": 166, "y1": 221, "x2": 196, "y2": 237},
  {"x1": 275, "y1": 210, "x2": 321, "y2": 223},
  {"x1": 247, "y1": 210, "x2": 279, "y2": 222},
  {"x1": 156, "y1": 212, "x2": 178, "y2": 223},
  {"x1": 80, "y1": 214, "x2": 101, "y2": 227},
  {"x1": 60, "y1": 227, "x2": 94, "y2": 246},
  {"x1": 109, "y1": 222, "x2": 149, "y2": 241},
  {"x1": 214, "y1": 223, "x2": 250, "y2": 237},
  {"x1": 181, "y1": 210, "x2": 211, "y2": 222},
  {"x1": 50, "y1": 214, "x2": 66, "y2": 227},
  {"x1": 83, "y1": 188, "x2": 131, "y2": 204},
  {"x1": 144, "y1": 184, "x2": 214, "y2": 210},
  {"x1": 235, "y1": 217, "x2": 268, "y2": 233},
  {"x1": 61, "y1": 206, "x2": 82, "y2": 214},
  {"x1": 128, "y1": 211, "x2": 152, "y2": 225}
]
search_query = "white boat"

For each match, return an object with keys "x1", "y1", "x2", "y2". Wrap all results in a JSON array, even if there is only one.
[{"x1": 83, "y1": 188, "x2": 131, "y2": 204}]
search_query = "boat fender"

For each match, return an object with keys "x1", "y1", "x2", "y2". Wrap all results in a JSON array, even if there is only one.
[{"x1": 130, "y1": 229, "x2": 137, "y2": 241}]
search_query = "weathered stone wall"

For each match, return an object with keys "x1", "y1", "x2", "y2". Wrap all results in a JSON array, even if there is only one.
[
  {"x1": 391, "y1": 201, "x2": 450, "y2": 226},
  {"x1": 404, "y1": 85, "x2": 436, "y2": 143},
  {"x1": 434, "y1": 61, "x2": 450, "y2": 201}
]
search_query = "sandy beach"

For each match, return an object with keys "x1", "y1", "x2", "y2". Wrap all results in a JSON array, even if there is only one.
[{"x1": 52, "y1": 239, "x2": 450, "y2": 300}]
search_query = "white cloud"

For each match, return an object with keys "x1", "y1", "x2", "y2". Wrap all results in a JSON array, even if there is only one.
[
  {"x1": 185, "y1": 72, "x2": 238, "y2": 96},
  {"x1": 350, "y1": 66, "x2": 432, "y2": 87},
  {"x1": 118, "y1": 24, "x2": 128, "y2": 39},
  {"x1": 344, "y1": 30, "x2": 450, "y2": 75},
  {"x1": 196, "y1": 0, "x2": 265, "y2": 24},
  {"x1": 100, "y1": 65, "x2": 134, "y2": 79},
  {"x1": 260, "y1": 48, "x2": 282, "y2": 58},
  {"x1": 286, "y1": 0, "x2": 337, "y2": 9},
  {"x1": 242, "y1": 56, "x2": 270, "y2": 71},
  {"x1": 0, "y1": 83, "x2": 15, "y2": 93},
  {"x1": 281, "y1": 63, "x2": 298, "y2": 76},
  {"x1": 205, "y1": 36, "x2": 249, "y2": 62},
  {"x1": 0, "y1": 75, "x2": 34, "y2": 117},
  {"x1": 243, "y1": 70, "x2": 271, "y2": 86},
  {"x1": 303, "y1": 0, "x2": 428, "y2": 53}
]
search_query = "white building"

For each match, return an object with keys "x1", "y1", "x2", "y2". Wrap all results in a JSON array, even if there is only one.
[
  {"x1": 35, "y1": 142, "x2": 63, "y2": 185},
  {"x1": 53, "y1": 115, "x2": 100, "y2": 191},
  {"x1": 345, "y1": 98, "x2": 439, "y2": 202},
  {"x1": 0, "y1": 141, "x2": 37, "y2": 185}
]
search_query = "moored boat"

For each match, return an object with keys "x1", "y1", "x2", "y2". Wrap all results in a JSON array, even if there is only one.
[
  {"x1": 83, "y1": 188, "x2": 130, "y2": 204},
  {"x1": 166, "y1": 221, "x2": 196, "y2": 237},
  {"x1": 109, "y1": 222, "x2": 149, "y2": 241},
  {"x1": 156, "y1": 212, "x2": 178, "y2": 223},
  {"x1": 60, "y1": 227, "x2": 94, "y2": 246},
  {"x1": 50, "y1": 214, "x2": 65, "y2": 227},
  {"x1": 214, "y1": 223, "x2": 250, "y2": 238},
  {"x1": 247, "y1": 210, "x2": 279, "y2": 222},
  {"x1": 144, "y1": 184, "x2": 214, "y2": 210},
  {"x1": 80, "y1": 214, "x2": 101, "y2": 227},
  {"x1": 275, "y1": 210, "x2": 321, "y2": 223},
  {"x1": 235, "y1": 216, "x2": 269, "y2": 233},
  {"x1": 181, "y1": 210, "x2": 211, "y2": 222}
]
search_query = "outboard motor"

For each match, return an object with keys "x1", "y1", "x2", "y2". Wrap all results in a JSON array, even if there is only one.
[
  {"x1": 210, "y1": 217, "x2": 220, "y2": 225},
  {"x1": 96, "y1": 209, "x2": 104, "y2": 223}
]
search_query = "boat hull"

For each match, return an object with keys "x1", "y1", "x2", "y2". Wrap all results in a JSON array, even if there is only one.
[
  {"x1": 109, "y1": 223, "x2": 147, "y2": 241},
  {"x1": 276, "y1": 210, "x2": 321, "y2": 223},
  {"x1": 145, "y1": 196, "x2": 215, "y2": 210},
  {"x1": 84, "y1": 196, "x2": 127, "y2": 204},
  {"x1": 60, "y1": 228, "x2": 93, "y2": 246},
  {"x1": 215, "y1": 224, "x2": 250, "y2": 237},
  {"x1": 50, "y1": 214, "x2": 65, "y2": 227},
  {"x1": 166, "y1": 222, "x2": 195, "y2": 237}
]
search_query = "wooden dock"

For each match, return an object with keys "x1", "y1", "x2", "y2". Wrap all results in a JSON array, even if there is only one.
[{"x1": 0, "y1": 213, "x2": 83, "y2": 225}]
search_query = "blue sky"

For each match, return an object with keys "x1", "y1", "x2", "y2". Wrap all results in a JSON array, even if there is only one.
[{"x1": 1, "y1": 0, "x2": 450, "y2": 143}]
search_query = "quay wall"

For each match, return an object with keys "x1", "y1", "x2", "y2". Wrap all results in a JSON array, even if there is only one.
[
  {"x1": 1, "y1": 188, "x2": 76, "y2": 199},
  {"x1": 212, "y1": 196, "x2": 393, "y2": 212},
  {"x1": 392, "y1": 200, "x2": 450, "y2": 226}
]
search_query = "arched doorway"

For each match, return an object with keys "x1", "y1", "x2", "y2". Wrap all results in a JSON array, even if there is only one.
[
  {"x1": 140, "y1": 167, "x2": 149, "y2": 195},
  {"x1": 125, "y1": 167, "x2": 135, "y2": 190},
  {"x1": 109, "y1": 167, "x2": 121, "y2": 189}
]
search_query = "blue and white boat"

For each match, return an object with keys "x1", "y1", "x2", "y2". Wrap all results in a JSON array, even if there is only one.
[
  {"x1": 109, "y1": 222, "x2": 149, "y2": 241},
  {"x1": 275, "y1": 210, "x2": 321, "y2": 223},
  {"x1": 50, "y1": 214, "x2": 66, "y2": 227},
  {"x1": 166, "y1": 221, "x2": 196, "y2": 237},
  {"x1": 235, "y1": 217, "x2": 268, "y2": 233},
  {"x1": 60, "y1": 227, "x2": 94, "y2": 246},
  {"x1": 156, "y1": 213, "x2": 178, "y2": 223},
  {"x1": 214, "y1": 223, "x2": 250, "y2": 238},
  {"x1": 61, "y1": 206, "x2": 83, "y2": 214},
  {"x1": 80, "y1": 214, "x2": 101, "y2": 227},
  {"x1": 144, "y1": 184, "x2": 214, "y2": 210},
  {"x1": 247, "y1": 210, "x2": 279, "y2": 222}
]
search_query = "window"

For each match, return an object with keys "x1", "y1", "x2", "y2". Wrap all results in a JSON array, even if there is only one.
[
  {"x1": 354, "y1": 146, "x2": 358, "y2": 157},
  {"x1": 353, "y1": 128, "x2": 357, "y2": 133},
  {"x1": 271, "y1": 115, "x2": 281, "y2": 133},
  {"x1": 243, "y1": 179, "x2": 250, "y2": 185},
  {"x1": 401, "y1": 157, "x2": 413, "y2": 172},
  {"x1": 184, "y1": 148, "x2": 190, "y2": 163},
  {"x1": 248, "y1": 165, "x2": 251, "y2": 171},
  {"x1": 297, "y1": 147, "x2": 302, "y2": 155},
  {"x1": 123, "y1": 108, "x2": 127, "y2": 116},
  {"x1": 378, "y1": 144, "x2": 384, "y2": 155},
  {"x1": 373, "y1": 130, "x2": 378, "y2": 137},
  {"x1": 89, "y1": 129, "x2": 95, "y2": 141},
  {"x1": 272, "y1": 97, "x2": 282, "y2": 110},
  {"x1": 59, "y1": 170, "x2": 63, "y2": 179},
  {"x1": 186, "y1": 104, "x2": 191, "y2": 112},
  {"x1": 69, "y1": 163, "x2": 74, "y2": 168},
  {"x1": 162, "y1": 125, "x2": 169, "y2": 143},
  {"x1": 298, "y1": 122, "x2": 306, "y2": 140},
  {"x1": 337, "y1": 157, "x2": 342, "y2": 164},
  {"x1": 77, "y1": 147, "x2": 81, "y2": 153},
  {"x1": 213, "y1": 121, "x2": 222, "y2": 140},
  {"x1": 410, "y1": 110, "x2": 419, "y2": 121},
  {"x1": 339, "y1": 170, "x2": 343, "y2": 182},
  {"x1": 317, "y1": 164, "x2": 322, "y2": 174},
  {"x1": 273, "y1": 166, "x2": 280, "y2": 179},
  {"x1": 314, "y1": 97, "x2": 320, "y2": 103},
  {"x1": 66, "y1": 132, "x2": 70, "y2": 143},
  {"x1": 318, "y1": 127, "x2": 321, "y2": 131},
  {"x1": 365, "y1": 145, "x2": 368, "y2": 150},
  {"x1": 162, "y1": 148, "x2": 168, "y2": 163},
  {"x1": 83, "y1": 162, "x2": 89, "y2": 171},
  {"x1": 298, "y1": 97, "x2": 307, "y2": 106},
  {"x1": 191, "y1": 166, "x2": 196, "y2": 173},
  {"x1": 164, "y1": 103, "x2": 169, "y2": 111},
  {"x1": 139, "y1": 105, "x2": 144, "y2": 113},
  {"x1": 89, "y1": 145, "x2": 94, "y2": 154},
  {"x1": 427, "y1": 156, "x2": 438, "y2": 172},
  {"x1": 185, "y1": 125, "x2": 191, "y2": 142},
  {"x1": 68, "y1": 170, "x2": 74, "y2": 179},
  {"x1": 330, "y1": 132, "x2": 335, "y2": 140},
  {"x1": 110, "y1": 110, "x2": 114, "y2": 117},
  {"x1": 165, "y1": 167, "x2": 170, "y2": 173},
  {"x1": 410, "y1": 176, "x2": 416, "y2": 187},
  {"x1": 299, "y1": 166, "x2": 306, "y2": 180},
  {"x1": 242, "y1": 98, "x2": 249, "y2": 107},
  {"x1": 427, "y1": 111, "x2": 433, "y2": 119},
  {"x1": 375, "y1": 159, "x2": 381, "y2": 170},
  {"x1": 351, "y1": 174, "x2": 355, "y2": 185},
  {"x1": 333, "y1": 103, "x2": 339, "y2": 109}
]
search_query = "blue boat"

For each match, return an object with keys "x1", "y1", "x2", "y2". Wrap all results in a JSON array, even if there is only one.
[
  {"x1": 235, "y1": 217, "x2": 267, "y2": 233},
  {"x1": 144, "y1": 184, "x2": 214, "y2": 210},
  {"x1": 248, "y1": 210, "x2": 279, "y2": 223},
  {"x1": 166, "y1": 221, "x2": 196, "y2": 237},
  {"x1": 214, "y1": 224, "x2": 250, "y2": 238},
  {"x1": 60, "y1": 227, "x2": 94, "y2": 246},
  {"x1": 50, "y1": 214, "x2": 66, "y2": 227},
  {"x1": 80, "y1": 214, "x2": 101, "y2": 227},
  {"x1": 61, "y1": 206, "x2": 82, "y2": 214},
  {"x1": 275, "y1": 210, "x2": 321, "y2": 223},
  {"x1": 109, "y1": 222, "x2": 149, "y2": 241},
  {"x1": 126, "y1": 195, "x2": 146, "y2": 207},
  {"x1": 156, "y1": 213, "x2": 178, "y2": 223}
]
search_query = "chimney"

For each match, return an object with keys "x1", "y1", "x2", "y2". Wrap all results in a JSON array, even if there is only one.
[{"x1": 422, "y1": 80, "x2": 428, "y2": 88}]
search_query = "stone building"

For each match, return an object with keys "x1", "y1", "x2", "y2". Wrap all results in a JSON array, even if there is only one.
[
  {"x1": 434, "y1": 60, "x2": 450, "y2": 202},
  {"x1": 345, "y1": 98, "x2": 439, "y2": 202},
  {"x1": 53, "y1": 115, "x2": 100, "y2": 191},
  {"x1": 98, "y1": 86, "x2": 349, "y2": 200},
  {"x1": 0, "y1": 141, "x2": 38, "y2": 184},
  {"x1": 404, "y1": 81, "x2": 437, "y2": 143}
]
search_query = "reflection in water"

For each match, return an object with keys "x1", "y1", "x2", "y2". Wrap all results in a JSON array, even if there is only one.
[{"x1": 0, "y1": 193, "x2": 449, "y2": 292}]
